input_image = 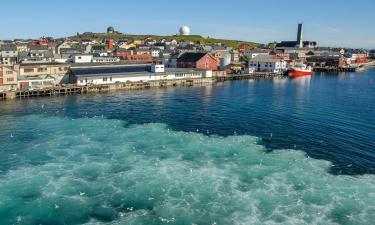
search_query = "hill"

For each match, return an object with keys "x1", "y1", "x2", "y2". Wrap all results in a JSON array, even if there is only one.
[{"x1": 70, "y1": 32, "x2": 258, "y2": 49}]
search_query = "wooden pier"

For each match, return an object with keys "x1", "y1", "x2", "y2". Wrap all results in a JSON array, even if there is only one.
[
  {"x1": 216, "y1": 72, "x2": 285, "y2": 81},
  {"x1": 82, "y1": 78, "x2": 212, "y2": 93},
  {"x1": 14, "y1": 87, "x2": 82, "y2": 99},
  {"x1": 0, "y1": 92, "x2": 6, "y2": 100},
  {"x1": 313, "y1": 67, "x2": 357, "y2": 73}
]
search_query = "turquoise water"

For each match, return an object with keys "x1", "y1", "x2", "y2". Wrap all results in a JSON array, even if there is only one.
[{"x1": 0, "y1": 115, "x2": 374, "y2": 225}]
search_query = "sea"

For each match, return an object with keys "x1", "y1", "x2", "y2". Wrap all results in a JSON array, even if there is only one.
[{"x1": 0, "y1": 69, "x2": 374, "y2": 225}]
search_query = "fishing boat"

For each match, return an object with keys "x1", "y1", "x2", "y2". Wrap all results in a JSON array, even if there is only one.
[{"x1": 289, "y1": 64, "x2": 312, "y2": 78}]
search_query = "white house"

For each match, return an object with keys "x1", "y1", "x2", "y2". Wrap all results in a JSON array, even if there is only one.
[
  {"x1": 248, "y1": 58, "x2": 287, "y2": 73},
  {"x1": 92, "y1": 57, "x2": 120, "y2": 63},
  {"x1": 244, "y1": 49, "x2": 272, "y2": 59},
  {"x1": 72, "y1": 54, "x2": 93, "y2": 63},
  {"x1": 151, "y1": 49, "x2": 161, "y2": 57}
]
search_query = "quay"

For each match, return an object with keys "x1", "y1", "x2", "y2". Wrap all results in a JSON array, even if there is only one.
[
  {"x1": 216, "y1": 72, "x2": 284, "y2": 81},
  {"x1": 82, "y1": 78, "x2": 212, "y2": 93},
  {"x1": 313, "y1": 67, "x2": 357, "y2": 73},
  {"x1": 1, "y1": 78, "x2": 212, "y2": 100}
]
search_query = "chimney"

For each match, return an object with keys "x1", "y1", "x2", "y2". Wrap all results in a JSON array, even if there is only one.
[{"x1": 296, "y1": 23, "x2": 303, "y2": 48}]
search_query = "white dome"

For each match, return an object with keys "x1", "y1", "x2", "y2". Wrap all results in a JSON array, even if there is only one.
[{"x1": 179, "y1": 26, "x2": 191, "y2": 35}]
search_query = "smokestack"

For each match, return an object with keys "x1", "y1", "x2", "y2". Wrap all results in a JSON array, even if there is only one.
[{"x1": 296, "y1": 23, "x2": 303, "y2": 48}]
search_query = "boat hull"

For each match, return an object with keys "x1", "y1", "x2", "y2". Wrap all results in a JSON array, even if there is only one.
[{"x1": 289, "y1": 69, "x2": 312, "y2": 78}]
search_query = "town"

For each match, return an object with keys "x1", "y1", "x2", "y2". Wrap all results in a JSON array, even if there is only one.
[{"x1": 0, "y1": 24, "x2": 374, "y2": 100}]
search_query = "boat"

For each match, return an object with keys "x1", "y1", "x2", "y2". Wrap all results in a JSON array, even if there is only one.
[{"x1": 289, "y1": 64, "x2": 313, "y2": 78}]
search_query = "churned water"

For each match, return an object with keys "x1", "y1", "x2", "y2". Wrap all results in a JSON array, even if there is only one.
[{"x1": 0, "y1": 70, "x2": 375, "y2": 224}]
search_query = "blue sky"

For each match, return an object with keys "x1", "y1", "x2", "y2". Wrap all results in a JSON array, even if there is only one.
[{"x1": 1, "y1": 0, "x2": 374, "y2": 48}]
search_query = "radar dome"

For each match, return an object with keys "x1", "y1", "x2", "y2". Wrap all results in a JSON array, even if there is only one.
[{"x1": 179, "y1": 26, "x2": 191, "y2": 35}]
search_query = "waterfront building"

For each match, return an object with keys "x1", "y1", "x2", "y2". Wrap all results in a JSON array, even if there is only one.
[
  {"x1": 177, "y1": 52, "x2": 218, "y2": 71},
  {"x1": 70, "y1": 64, "x2": 212, "y2": 86},
  {"x1": 0, "y1": 65, "x2": 18, "y2": 91},
  {"x1": 248, "y1": 58, "x2": 287, "y2": 73},
  {"x1": 18, "y1": 63, "x2": 70, "y2": 86}
]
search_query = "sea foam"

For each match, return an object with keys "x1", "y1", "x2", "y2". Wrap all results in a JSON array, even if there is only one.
[{"x1": 0, "y1": 115, "x2": 374, "y2": 225}]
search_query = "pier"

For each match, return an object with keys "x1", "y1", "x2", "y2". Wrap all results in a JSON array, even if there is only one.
[
  {"x1": 9, "y1": 87, "x2": 82, "y2": 100},
  {"x1": 0, "y1": 92, "x2": 6, "y2": 100},
  {"x1": 82, "y1": 78, "x2": 212, "y2": 93},
  {"x1": 313, "y1": 67, "x2": 357, "y2": 73},
  {"x1": 215, "y1": 72, "x2": 285, "y2": 81}
]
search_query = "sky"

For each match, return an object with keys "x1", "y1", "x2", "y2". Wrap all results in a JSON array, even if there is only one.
[{"x1": 1, "y1": 0, "x2": 374, "y2": 49}]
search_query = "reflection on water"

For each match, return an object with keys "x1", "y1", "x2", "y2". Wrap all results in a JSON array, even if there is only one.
[{"x1": 290, "y1": 75, "x2": 311, "y2": 87}]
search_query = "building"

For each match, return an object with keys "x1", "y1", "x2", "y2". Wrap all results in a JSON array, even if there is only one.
[
  {"x1": 177, "y1": 52, "x2": 218, "y2": 71},
  {"x1": 248, "y1": 58, "x2": 287, "y2": 73},
  {"x1": 70, "y1": 64, "x2": 212, "y2": 86},
  {"x1": 19, "y1": 46, "x2": 54, "y2": 64},
  {"x1": 113, "y1": 48, "x2": 133, "y2": 60},
  {"x1": 0, "y1": 66, "x2": 18, "y2": 91},
  {"x1": 18, "y1": 63, "x2": 70, "y2": 86},
  {"x1": 151, "y1": 48, "x2": 161, "y2": 57},
  {"x1": 243, "y1": 49, "x2": 272, "y2": 59},
  {"x1": 92, "y1": 56, "x2": 120, "y2": 63},
  {"x1": 276, "y1": 24, "x2": 317, "y2": 49},
  {"x1": 1, "y1": 45, "x2": 18, "y2": 65},
  {"x1": 72, "y1": 54, "x2": 93, "y2": 63}
]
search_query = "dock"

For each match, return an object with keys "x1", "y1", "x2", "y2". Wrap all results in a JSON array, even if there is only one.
[
  {"x1": 1, "y1": 78, "x2": 212, "y2": 101},
  {"x1": 6, "y1": 87, "x2": 83, "y2": 100},
  {"x1": 215, "y1": 72, "x2": 285, "y2": 81},
  {"x1": 313, "y1": 67, "x2": 357, "y2": 73},
  {"x1": 82, "y1": 78, "x2": 213, "y2": 93}
]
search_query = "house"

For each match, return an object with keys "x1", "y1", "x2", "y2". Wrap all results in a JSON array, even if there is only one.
[
  {"x1": 19, "y1": 46, "x2": 54, "y2": 64},
  {"x1": 0, "y1": 66, "x2": 18, "y2": 91},
  {"x1": 177, "y1": 52, "x2": 218, "y2": 71},
  {"x1": 151, "y1": 48, "x2": 161, "y2": 57},
  {"x1": 243, "y1": 49, "x2": 271, "y2": 59},
  {"x1": 91, "y1": 45, "x2": 108, "y2": 56},
  {"x1": 72, "y1": 54, "x2": 93, "y2": 63},
  {"x1": 92, "y1": 56, "x2": 120, "y2": 63},
  {"x1": 60, "y1": 48, "x2": 84, "y2": 59},
  {"x1": 248, "y1": 58, "x2": 287, "y2": 73},
  {"x1": 113, "y1": 48, "x2": 133, "y2": 60},
  {"x1": 1, "y1": 45, "x2": 18, "y2": 65},
  {"x1": 18, "y1": 63, "x2": 70, "y2": 85}
]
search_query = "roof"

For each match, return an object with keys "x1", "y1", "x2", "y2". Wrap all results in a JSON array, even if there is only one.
[
  {"x1": 177, "y1": 52, "x2": 207, "y2": 63},
  {"x1": 71, "y1": 65, "x2": 151, "y2": 77},
  {"x1": 1, "y1": 45, "x2": 17, "y2": 51},
  {"x1": 249, "y1": 57, "x2": 284, "y2": 62}
]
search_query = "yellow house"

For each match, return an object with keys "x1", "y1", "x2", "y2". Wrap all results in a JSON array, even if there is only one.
[
  {"x1": 132, "y1": 39, "x2": 143, "y2": 45},
  {"x1": 118, "y1": 43, "x2": 136, "y2": 49},
  {"x1": 16, "y1": 43, "x2": 29, "y2": 52}
]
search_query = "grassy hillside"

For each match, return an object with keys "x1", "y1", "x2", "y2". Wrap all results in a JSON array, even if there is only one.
[{"x1": 71, "y1": 32, "x2": 258, "y2": 49}]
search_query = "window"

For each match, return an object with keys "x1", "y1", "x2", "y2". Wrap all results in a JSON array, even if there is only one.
[
  {"x1": 24, "y1": 69, "x2": 34, "y2": 73},
  {"x1": 103, "y1": 77, "x2": 108, "y2": 82},
  {"x1": 6, "y1": 71, "x2": 13, "y2": 75},
  {"x1": 109, "y1": 77, "x2": 112, "y2": 81},
  {"x1": 37, "y1": 68, "x2": 47, "y2": 72},
  {"x1": 6, "y1": 78, "x2": 14, "y2": 82}
]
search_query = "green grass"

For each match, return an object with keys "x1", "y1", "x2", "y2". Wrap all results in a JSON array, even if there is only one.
[{"x1": 71, "y1": 33, "x2": 258, "y2": 49}]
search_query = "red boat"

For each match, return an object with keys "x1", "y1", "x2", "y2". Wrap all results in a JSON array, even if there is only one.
[{"x1": 289, "y1": 64, "x2": 312, "y2": 78}]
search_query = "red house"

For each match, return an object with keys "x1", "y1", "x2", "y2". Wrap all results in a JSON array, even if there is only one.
[{"x1": 177, "y1": 53, "x2": 218, "y2": 71}]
